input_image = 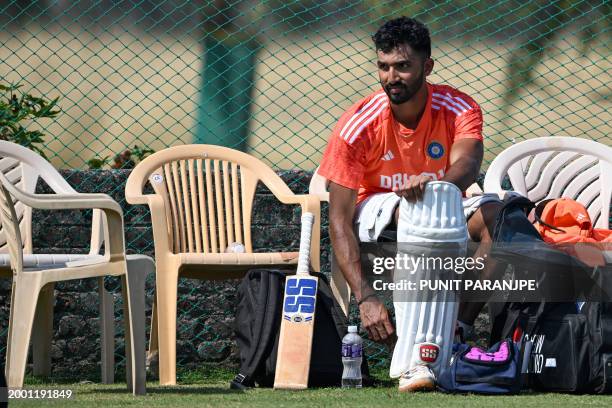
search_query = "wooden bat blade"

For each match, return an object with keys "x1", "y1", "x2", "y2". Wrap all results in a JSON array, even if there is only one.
[
  {"x1": 274, "y1": 212, "x2": 317, "y2": 390},
  {"x1": 274, "y1": 274, "x2": 318, "y2": 389}
]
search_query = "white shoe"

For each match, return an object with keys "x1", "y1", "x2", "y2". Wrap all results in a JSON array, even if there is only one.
[{"x1": 398, "y1": 364, "x2": 436, "y2": 392}]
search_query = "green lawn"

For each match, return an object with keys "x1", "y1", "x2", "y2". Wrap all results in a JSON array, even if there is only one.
[{"x1": 9, "y1": 367, "x2": 612, "y2": 407}]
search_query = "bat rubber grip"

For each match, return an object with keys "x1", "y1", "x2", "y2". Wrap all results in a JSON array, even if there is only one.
[{"x1": 296, "y1": 212, "x2": 314, "y2": 275}]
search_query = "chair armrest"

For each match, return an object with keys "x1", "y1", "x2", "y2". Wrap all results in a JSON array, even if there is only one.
[
  {"x1": 275, "y1": 193, "x2": 321, "y2": 214},
  {"x1": 125, "y1": 174, "x2": 149, "y2": 205},
  {"x1": 125, "y1": 193, "x2": 173, "y2": 255},
  {"x1": 0, "y1": 172, "x2": 126, "y2": 261},
  {"x1": 144, "y1": 194, "x2": 173, "y2": 255},
  {"x1": 125, "y1": 161, "x2": 177, "y2": 255},
  {"x1": 125, "y1": 159, "x2": 158, "y2": 205}
]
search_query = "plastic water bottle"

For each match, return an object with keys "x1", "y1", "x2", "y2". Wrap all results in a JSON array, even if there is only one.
[{"x1": 341, "y1": 325, "x2": 362, "y2": 388}]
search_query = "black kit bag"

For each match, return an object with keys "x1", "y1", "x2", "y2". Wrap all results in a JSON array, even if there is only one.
[
  {"x1": 523, "y1": 304, "x2": 591, "y2": 393},
  {"x1": 493, "y1": 301, "x2": 612, "y2": 393},
  {"x1": 486, "y1": 195, "x2": 574, "y2": 337},
  {"x1": 230, "y1": 269, "x2": 370, "y2": 389},
  {"x1": 489, "y1": 257, "x2": 612, "y2": 393},
  {"x1": 581, "y1": 301, "x2": 612, "y2": 393},
  {"x1": 488, "y1": 197, "x2": 612, "y2": 393}
]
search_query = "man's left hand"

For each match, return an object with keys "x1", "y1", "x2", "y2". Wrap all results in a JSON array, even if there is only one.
[{"x1": 393, "y1": 174, "x2": 434, "y2": 201}]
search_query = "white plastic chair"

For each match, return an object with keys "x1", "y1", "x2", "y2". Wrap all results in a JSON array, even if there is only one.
[
  {"x1": 484, "y1": 136, "x2": 612, "y2": 229},
  {"x1": 125, "y1": 144, "x2": 321, "y2": 385},
  {"x1": 0, "y1": 140, "x2": 152, "y2": 394}
]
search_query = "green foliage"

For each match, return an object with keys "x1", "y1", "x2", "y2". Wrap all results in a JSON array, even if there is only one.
[
  {"x1": 88, "y1": 145, "x2": 154, "y2": 170},
  {"x1": 131, "y1": 145, "x2": 155, "y2": 162},
  {"x1": 86, "y1": 156, "x2": 110, "y2": 169},
  {"x1": 0, "y1": 83, "x2": 60, "y2": 158}
]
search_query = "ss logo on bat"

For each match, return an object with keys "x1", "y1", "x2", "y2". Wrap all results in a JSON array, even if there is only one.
[{"x1": 283, "y1": 278, "x2": 316, "y2": 322}]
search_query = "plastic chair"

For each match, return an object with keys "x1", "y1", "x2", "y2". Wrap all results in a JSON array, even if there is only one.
[
  {"x1": 0, "y1": 141, "x2": 150, "y2": 395},
  {"x1": 484, "y1": 136, "x2": 612, "y2": 229},
  {"x1": 125, "y1": 144, "x2": 321, "y2": 385}
]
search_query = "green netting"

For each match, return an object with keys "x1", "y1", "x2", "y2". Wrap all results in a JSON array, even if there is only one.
[{"x1": 0, "y1": 0, "x2": 610, "y2": 376}]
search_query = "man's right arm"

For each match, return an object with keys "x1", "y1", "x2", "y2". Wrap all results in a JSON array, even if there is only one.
[{"x1": 328, "y1": 181, "x2": 395, "y2": 343}]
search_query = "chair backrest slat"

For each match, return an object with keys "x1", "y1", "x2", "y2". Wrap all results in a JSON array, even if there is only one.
[
  {"x1": 524, "y1": 151, "x2": 579, "y2": 199},
  {"x1": 239, "y1": 166, "x2": 257, "y2": 253},
  {"x1": 204, "y1": 159, "x2": 218, "y2": 253},
  {"x1": 213, "y1": 160, "x2": 226, "y2": 252},
  {"x1": 563, "y1": 166, "x2": 599, "y2": 199},
  {"x1": 180, "y1": 160, "x2": 194, "y2": 253},
  {"x1": 523, "y1": 151, "x2": 555, "y2": 190},
  {"x1": 0, "y1": 157, "x2": 20, "y2": 173},
  {"x1": 231, "y1": 162, "x2": 243, "y2": 245},
  {"x1": 196, "y1": 159, "x2": 210, "y2": 253},
  {"x1": 509, "y1": 151, "x2": 605, "y2": 225},
  {"x1": 0, "y1": 158, "x2": 33, "y2": 254},
  {"x1": 5, "y1": 166, "x2": 23, "y2": 185},
  {"x1": 172, "y1": 162, "x2": 188, "y2": 253},
  {"x1": 188, "y1": 160, "x2": 202, "y2": 253},
  {"x1": 162, "y1": 164, "x2": 181, "y2": 253},
  {"x1": 222, "y1": 161, "x2": 235, "y2": 246},
  {"x1": 547, "y1": 155, "x2": 597, "y2": 199},
  {"x1": 0, "y1": 184, "x2": 24, "y2": 275}
]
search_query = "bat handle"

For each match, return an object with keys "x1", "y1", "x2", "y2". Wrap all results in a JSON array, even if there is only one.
[{"x1": 296, "y1": 212, "x2": 315, "y2": 275}]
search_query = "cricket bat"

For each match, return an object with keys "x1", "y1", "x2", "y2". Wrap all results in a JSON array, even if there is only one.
[{"x1": 273, "y1": 212, "x2": 317, "y2": 390}]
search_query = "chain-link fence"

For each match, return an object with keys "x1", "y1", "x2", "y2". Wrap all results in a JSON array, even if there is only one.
[{"x1": 1, "y1": 0, "x2": 610, "y2": 378}]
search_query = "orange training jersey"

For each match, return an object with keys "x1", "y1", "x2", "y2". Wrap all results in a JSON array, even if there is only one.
[{"x1": 319, "y1": 82, "x2": 483, "y2": 203}]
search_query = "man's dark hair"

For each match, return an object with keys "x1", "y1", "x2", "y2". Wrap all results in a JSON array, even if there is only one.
[{"x1": 372, "y1": 17, "x2": 431, "y2": 58}]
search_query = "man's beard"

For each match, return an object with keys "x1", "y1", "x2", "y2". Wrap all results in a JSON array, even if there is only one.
[{"x1": 382, "y1": 70, "x2": 425, "y2": 105}]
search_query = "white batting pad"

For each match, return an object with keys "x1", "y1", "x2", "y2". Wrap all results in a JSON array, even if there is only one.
[
  {"x1": 390, "y1": 279, "x2": 460, "y2": 378},
  {"x1": 397, "y1": 181, "x2": 468, "y2": 242},
  {"x1": 390, "y1": 181, "x2": 468, "y2": 378}
]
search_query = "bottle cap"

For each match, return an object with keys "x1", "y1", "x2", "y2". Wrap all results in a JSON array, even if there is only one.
[{"x1": 348, "y1": 325, "x2": 357, "y2": 333}]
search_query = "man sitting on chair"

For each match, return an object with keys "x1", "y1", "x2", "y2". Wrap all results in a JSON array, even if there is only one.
[{"x1": 319, "y1": 16, "x2": 504, "y2": 392}]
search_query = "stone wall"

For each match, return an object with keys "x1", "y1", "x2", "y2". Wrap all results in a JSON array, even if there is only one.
[
  {"x1": 0, "y1": 169, "x2": 333, "y2": 379},
  {"x1": 0, "y1": 169, "x2": 490, "y2": 380}
]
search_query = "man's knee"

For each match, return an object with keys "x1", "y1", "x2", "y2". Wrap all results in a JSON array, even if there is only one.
[{"x1": 467, "y1": 201, "x2": 504, "y2": 242}]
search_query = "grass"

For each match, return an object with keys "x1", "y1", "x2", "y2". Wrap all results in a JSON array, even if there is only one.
[{"x1": 9, "y1": 367, "x2": 612, "y2": 407}]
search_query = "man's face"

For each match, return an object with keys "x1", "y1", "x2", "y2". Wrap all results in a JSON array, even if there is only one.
[{"x1": 377, "y1": 44, "x2": 433, "y2": 104}]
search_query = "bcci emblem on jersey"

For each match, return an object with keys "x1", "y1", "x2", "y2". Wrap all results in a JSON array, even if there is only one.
[{"x1": 427, "y1": 141, "x2": 444, "y2": 159}]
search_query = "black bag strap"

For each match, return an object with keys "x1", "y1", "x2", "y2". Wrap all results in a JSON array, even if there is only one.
[
  {"x1": 231, "y1": 269, "x2": 284, "y2": 389},
  {"x1": 492, "y1": 195, "x2": 537, "y2": 244}
]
